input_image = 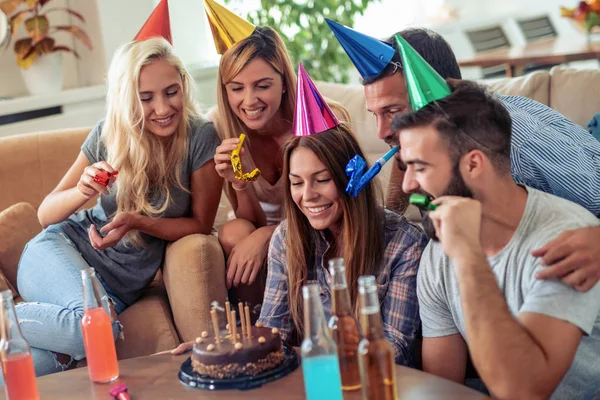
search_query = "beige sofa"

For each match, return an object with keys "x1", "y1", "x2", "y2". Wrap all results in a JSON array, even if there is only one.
[{"x1": 0, "y1": 66, "x2": 597, "y2": 361}]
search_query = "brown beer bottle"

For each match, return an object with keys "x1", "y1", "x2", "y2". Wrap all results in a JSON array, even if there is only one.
[
  {"x1": 328, "y1": 258, "x2": 361, "y2": 391},
  {"x1": 357, "y1": 275, "x2": 398, "y2": 400}
]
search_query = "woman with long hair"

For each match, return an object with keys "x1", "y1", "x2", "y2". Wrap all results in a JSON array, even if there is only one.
[
  {"x1": 211, "y1": 26, "x2": 350, "y2": 310},
  {"x1": 257, "y1": 124, "x2": 428, "y2": 366},
  {"x1": 11, "y1": 37, "x2": 222, "y2": 378}
]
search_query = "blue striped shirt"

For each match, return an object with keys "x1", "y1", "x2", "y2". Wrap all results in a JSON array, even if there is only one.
[{"x1": 498, "y1": 94, "x2": 600, "y2": 216}]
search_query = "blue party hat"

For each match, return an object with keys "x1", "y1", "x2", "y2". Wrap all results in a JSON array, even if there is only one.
[{"x1": 326, "y1": 18, "x2": 395, "y2": 80}]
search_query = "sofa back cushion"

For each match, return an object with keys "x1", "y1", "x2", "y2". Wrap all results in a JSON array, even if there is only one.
[
  {"x1": 484, "y1": 70, "x2": 550, "y2": 105},
  {"x1": 0, "y1": 127, "x2": 93, "y2": 212},
  {"x1": 549, "y1": 66, "x2": 600, "y2": 127},
  {"x1": 0, "y1": 202, "x2": 42, "y2": 293}
]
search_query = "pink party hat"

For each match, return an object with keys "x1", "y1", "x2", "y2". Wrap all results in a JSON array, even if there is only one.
[
  {"x1": 293, "y1": 64, "x2": 340, "y2": 136},
  {"x1": 134, "y1": 0, "x2": 172, "y2": 44}
]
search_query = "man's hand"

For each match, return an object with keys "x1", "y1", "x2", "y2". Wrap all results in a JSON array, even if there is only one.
[
  {"x1": 428, "y1": 196, "x2": 483, "y2": 260},
  {"x1": 532, "y1": 226, "x2": 600, "y2": 292}
]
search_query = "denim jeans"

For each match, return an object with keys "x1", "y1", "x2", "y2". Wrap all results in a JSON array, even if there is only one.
[{"x1": 0, "y1": 227, "x2": 126, "y2": 383}]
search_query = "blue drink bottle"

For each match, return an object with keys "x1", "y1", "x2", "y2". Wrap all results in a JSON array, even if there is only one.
[{"x1": 301, "y1": 283, "x2": 343, "y2": 400}]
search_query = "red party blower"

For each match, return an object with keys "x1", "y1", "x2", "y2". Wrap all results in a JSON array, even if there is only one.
[{"x1": 109, "y1": 383, "x2": 130, "y2": 400}]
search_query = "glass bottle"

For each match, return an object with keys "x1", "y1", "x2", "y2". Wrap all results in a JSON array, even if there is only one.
[
  {"x1": 300, "y1": 283, "x2": 343, "y2": 400},
  {"x1": 81, "y1": 268, "x2": 119, "y2": 383},
  {"x1": 0, "y1": 290, "x2": 39, "y2": 400},
  {"x1": 357, "y1": 276, "x2": 398, "y2": 400},
  {"x1": 328, "y1": 258, "x2": 361, "y2": 391}
]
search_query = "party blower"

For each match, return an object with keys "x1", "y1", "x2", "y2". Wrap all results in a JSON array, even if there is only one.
[{"x1": 345, "y1": 146, "x2": 399, "y2": 198}]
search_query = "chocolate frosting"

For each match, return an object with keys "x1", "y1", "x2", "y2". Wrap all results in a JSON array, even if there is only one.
[{"x1": 192, "y1": 326, "x2": 281, "y2": 366}]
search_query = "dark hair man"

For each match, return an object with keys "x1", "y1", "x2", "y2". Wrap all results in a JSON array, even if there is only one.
[{"x1": 394, "y1": 80, "x2": 600, "y2": 399}]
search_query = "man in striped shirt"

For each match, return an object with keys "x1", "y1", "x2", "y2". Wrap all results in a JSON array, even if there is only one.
[{"x1": 361, "y1": 28, "x2": 600, "y2": 292}]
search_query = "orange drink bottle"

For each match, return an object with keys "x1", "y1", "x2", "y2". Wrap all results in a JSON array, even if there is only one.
[
  {"x1": 0, "y1": 289, "x2": 40, "y2": 400},
  {"x1": 81, "y1": 268, "x2": 119, "y2": 383}
]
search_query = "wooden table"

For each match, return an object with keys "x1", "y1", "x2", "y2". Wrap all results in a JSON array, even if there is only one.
[
  {"x1": 1, "y1": 353, "x2": 491, "y2": 399},
  {"x1": 458, "y1": 37, "x2": 600, "y2": 77}
]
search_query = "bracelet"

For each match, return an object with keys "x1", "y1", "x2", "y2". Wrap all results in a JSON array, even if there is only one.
[{"x1": 232, "y1": 182, "x2": 249, "y2": 191}]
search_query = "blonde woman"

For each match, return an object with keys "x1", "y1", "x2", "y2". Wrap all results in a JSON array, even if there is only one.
[
  {"x1": 12, "y1": 38, "x2": 222, "y2": 379},
  {"x1": 212, "y1": 27, "x2": 349, "y2": 310}
]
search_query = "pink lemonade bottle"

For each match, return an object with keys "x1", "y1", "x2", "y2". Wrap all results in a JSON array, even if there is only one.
[
  {"x1": 0, "y1": 289, "x2": 39, "y2": 400},
  {"x1": 81, "y1": 268, "x2": 119, "y2": 383}
]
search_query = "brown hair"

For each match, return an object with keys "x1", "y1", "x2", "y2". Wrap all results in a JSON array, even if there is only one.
[
  {"x1": 282, "y1": 124, "x2": 384, "y2": 338},
  {"x1": 392, "y1": 79, "x2": 512, "y2": 174}
]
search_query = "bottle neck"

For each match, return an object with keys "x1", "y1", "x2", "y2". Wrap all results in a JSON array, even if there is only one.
[
  {"x1": 81, "y1": 269, "x2": 106, "y2": 311},
  {"x1": 329, "y1": 259, "x2": 353, "y2": 316},
  {"x1": 0, "y1": 291, "x2": 26, "y2": 344},
  {"x1": 358, "y1": 276, "x2": 385, "y2": 340},
  {"x1": 303, "y1": 284, "x2": 329, "y2": 340}
]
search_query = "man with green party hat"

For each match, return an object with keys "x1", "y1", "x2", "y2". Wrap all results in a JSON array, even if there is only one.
[
  {"x1": 393, "y1": 76, "x2": 600, "y2": 400},
  {"x1": 327, "y1": 21, "x2": 600, "y2": 297}
]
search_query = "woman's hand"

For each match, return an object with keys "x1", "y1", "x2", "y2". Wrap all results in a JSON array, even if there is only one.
[
  {"x1": 153, "y1": 341, "x2": 194, "y2": 356},
  {"x1": 214, "y1": 138, "x2": 257, "y2": 188},
  {"x1": 88, "y1": 211, "x2": 139, "y2": 251},
  {"x1": 77, "y1": 161, "x2": 117, "y2": 198},
  {"x1": 226, "y1": 228, "x2": 271, "y2": 289}
]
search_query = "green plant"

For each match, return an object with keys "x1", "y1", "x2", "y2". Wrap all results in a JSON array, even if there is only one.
[
  {"x1": 225, "y1": 0, "x2": 380, "y2": 83},
  {"x1": 0, "y1": 0, "x2": 92, "y2": 69}
]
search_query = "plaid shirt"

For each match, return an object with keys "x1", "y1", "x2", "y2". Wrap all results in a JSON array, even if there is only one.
[{"x1": 258, "y1": 209, "x2": 428, "y2": 366}]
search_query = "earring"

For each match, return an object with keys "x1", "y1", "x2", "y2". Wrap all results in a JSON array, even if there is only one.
[{"x1": 282, "y1": 89, "x2": 286, "y2": 93}]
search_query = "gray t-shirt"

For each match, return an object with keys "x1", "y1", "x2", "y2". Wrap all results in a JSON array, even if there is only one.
[
  {"x1": 55, "y1": 116, "x2": 219, "y2": 305},
  {"x1": 418, "y1": 187, "x2": 600, "y2": 399}
]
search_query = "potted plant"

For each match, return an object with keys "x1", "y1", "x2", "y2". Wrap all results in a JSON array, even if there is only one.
[
  {"x1": 0, "y1": 0, "x2": 92, "y2": 95},
  {"x1": 561, "y1": 0, "x2": 600, "y2": 38}
]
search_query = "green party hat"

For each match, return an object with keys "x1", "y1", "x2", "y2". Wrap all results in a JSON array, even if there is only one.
[{"x1": 395, "y1": 34, "x2": 451, "y2": 111}]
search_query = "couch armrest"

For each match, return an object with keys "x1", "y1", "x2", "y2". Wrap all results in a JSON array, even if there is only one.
[
  {"x1": 0, "y1": 202, "x2": 42, "y2": 293},
  {"x1": 162, "y1": 234, "x2": 227, "y2": 342}
]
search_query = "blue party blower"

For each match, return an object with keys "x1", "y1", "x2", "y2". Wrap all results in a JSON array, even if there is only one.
[
  {"x1": 346, "y1": 147, "x2": 399, "y2": 197},
  {"x1": 345, "y1": 154, "x2": 367, "y2": 197}
]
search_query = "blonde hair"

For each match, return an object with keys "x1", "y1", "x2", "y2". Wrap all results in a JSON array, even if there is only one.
[
  {"x1": 282, "y1": 124, "x2": 384, "y2": 339},
  {"x1": 102, "y1": 37, "x2": 200, "y2": 247}
]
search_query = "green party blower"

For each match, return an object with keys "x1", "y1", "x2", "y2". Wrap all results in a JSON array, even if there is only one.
[{"x1": 409, "y1": 193, "x2": 437, "y2": 211}]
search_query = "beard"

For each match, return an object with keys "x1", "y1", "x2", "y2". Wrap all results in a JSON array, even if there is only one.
[{"x1": 421, "y1": 167, "x2": 474, "y2": 241}]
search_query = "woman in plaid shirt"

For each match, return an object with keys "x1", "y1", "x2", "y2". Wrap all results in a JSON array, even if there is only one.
[{"x1": 257, "y1": 124, "x2": 429, "y2": 366}]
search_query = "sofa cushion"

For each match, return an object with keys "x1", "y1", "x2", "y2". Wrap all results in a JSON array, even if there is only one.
[
  {"x1": 484, "y1": 70, "x2": 550, "y2": 106},
  {"x1": 549, "y1": 66, "x2": 600, "y2": 127},
  {"x1": 0, "y1": 127, "x2": 92, "y2": 212},
  {"x1": 0, "y1": 202, "x2": 42, "y2": 293},
  {"x1": 317, "y1": 81, "x2": 386, "y2": 155},
  {"x1": 114, "y1": 273, "x2": 180, "y2": 359}
]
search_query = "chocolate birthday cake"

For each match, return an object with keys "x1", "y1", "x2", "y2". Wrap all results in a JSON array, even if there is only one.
[{"x1": 191, "y1": 323, "x2": 284, "y2": 379}]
